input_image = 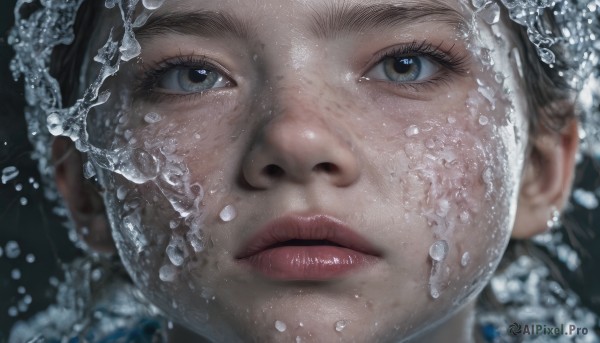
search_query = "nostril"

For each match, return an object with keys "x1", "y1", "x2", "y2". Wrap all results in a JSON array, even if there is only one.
[
  {"x1": 263, "y1": 164, "x2": 284, "y2": 178},
  {"x1": 313, "y1": 162, "x2": 339, "y2": 173}
]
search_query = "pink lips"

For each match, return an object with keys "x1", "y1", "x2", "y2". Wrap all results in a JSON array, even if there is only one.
[{"x1": 235, "y1": 214, "x2": 381, "y2": 281}]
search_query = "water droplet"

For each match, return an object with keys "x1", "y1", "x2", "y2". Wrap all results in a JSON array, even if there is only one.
[
  {"x1": 83, "y1": 161, "x2": 96, "y2": 179},
  {"x1": 480, "y1": 2, "x2": 500, "y2": 24},
  {"x1": 435, "y1": 199, "x2": 450, "y2": 217},
  {"x1": 25, "y1": 254, "x2": 35, "y2": 263},
  {"x1": 2, "y1": 166, "x2": 19, "y2": 184},
  {"x1": 32, "y1": 182, "x2": 39, "y2": 189},
  {"x1": 478, "y1": 115, "x2": 489, "y2": 125},
  {"x1": 194, "y1": 133, "x2": 202, "y2": 140},
  {"x1": 142, "y1": 0, "x2": 165, "y2": 10},
  {"x1": 8, "y1": 306, "x2": 18, "y2": 317},
  {"x1": 472, "y1": 0, "x2": 488, "y2": 8},
  {"x1": 429, "y1": 240, "x2": 449, "y2": 262},
  {"x1": 219, "y1": 205, "x2": 237, "y2": 222},
  {"x1": 15, "y1": 183, "x2": 23, "y2": 191},
  {"x1": 275, "y1": 320, "x2": 287, "y2": 332},
  {"x1": 5, "y1": 241, "x2": 20, "y2": 259},
  {"x1": 461, "y1": 252, "x2": 471, "y2": 267},
  {"x1": 11, "y1": 268, "x2": 21, "y2": 280},
  {"x1": 459, "y1": 211, "x2": 470, "y2": 223},
  {"x1": 447, "y1": 116, "x2": 456, "y2": 124},
  {"x1": 573, "y1": 188, "x2": 598, "y2": 209},
  {"x1": 19, "y1": 197, "x2": 28, "y2": 206},
  {"x1": 430, "y1": 285, "x2": 440, "y2": 299},
  {"x1": 159, "y1": 264, "x2": 177, "y2": 282},
  {"x1": 144, "y1": 112, "x2": 163, "y2": 124},
  {"x1": 17, "y1": 286, "x2": 26, "y2": 294},
  {"x1": 46, "y1": 113, "x2": 64, "y2": 136},
  {"x1": 116, "y1": 186, "x2": 128, "y2": 201},
  {"x1": 482, "y1": 167, "x2": 494, "y2": 184},
  {"x1": 187, "y1": 230, "x2": 205, "y2": 253},
  {"x1": 166, "y1": 236, "x2": 186, "y2": 266},
  {"x1": 404, "y1": 125, "x2": 419, "y2": 137},
  {"x1": 169, "y1": 220, "x2": 179, "y2": 229},
  {"x1": 23, "y1": 295, "x2": 32, "y2": 305},
  {"x1": 538, "y1": 47, "x2": 555, "y2": 64},
  {"x1": 425, "y1": 139, "x2": 436, "y2": 149},
  {"x1": 335, "y1": 320, "x2": 348, "y2": 332}
]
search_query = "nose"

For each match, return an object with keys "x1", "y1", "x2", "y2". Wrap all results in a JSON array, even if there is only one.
[{"x1": 241, "y1": 108, "x2": 361, "y2": 189}]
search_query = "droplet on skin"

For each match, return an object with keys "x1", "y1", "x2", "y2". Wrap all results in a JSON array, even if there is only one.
[
  {"x1": 159, "y1": 264, "x2": 177, "y2": 282},
  {"x1": 404, "y1": 125, "x2": 419, "y2": 137},
  {"x1": 461, "y1": 252, "x2": 471, "y2": 267},
  {"x1": 144, "y1": 112, "x2": 163, "y2": 124},
  {"x1": 275, "y1": 320, "x2": 287, "y2": 332},
  {"x1": 459, "y1": 211, "x2": 470, "y2": 223},
  {"x1": 219, "y1": 205, "x2": 237, "y2": 222},
  {"x1": 482, "y1": 167, "x2": 493, "y2": 184},
  {"x1": 116, "y1": 186, "x2": 128, "y2": 201},
  {"x1": 430, "y1": 285, "x2": 440, "y2": 299},
  {"x1": 169, "y1": 220, "x2": 179, "y2": 229},
  {"x1": 478, "y1": 115, "x2": 489, "y2": 125},
  {"x1": 335, "y1": 320, "x2": 348, "y2": 332},
  {"x1": 447, "y1": 116, "x2": 456, "y2": 124},
  {"x1": 166, "y1": 236, "x2": 186, "y2": 266},
  {"x1": 429, "y1": 240, "x2": 449, "y2": 262},
  {"x1": 425, "y1": 139, "x2": 436, "y2": 149},
  {"x1": 1, "y1": 166, "x2": 19, "y2": 184}
]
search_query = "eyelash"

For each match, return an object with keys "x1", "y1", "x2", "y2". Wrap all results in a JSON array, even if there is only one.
[
  {"x1": 370, "y1": 40, "x2": 469, "y2": 91},
  {"x1": 134, "y1": 40, "x2": 469, "y2": 101},
  {"x1": 135, "y1": 55, "x2": 231, "y2": 103}
]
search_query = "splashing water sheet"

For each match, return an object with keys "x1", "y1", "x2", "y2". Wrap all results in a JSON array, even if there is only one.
[{"x1": 5, "y1": 0, "x2": 600, "y2": 342}]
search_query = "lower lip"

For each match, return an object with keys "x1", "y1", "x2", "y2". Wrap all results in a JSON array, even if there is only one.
[{"x1": 239, "y1": 246, "x2": 377, "y2": 281}]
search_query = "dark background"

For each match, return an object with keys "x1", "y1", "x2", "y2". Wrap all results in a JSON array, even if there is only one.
[{"x1": 0, "y1": 1, "x2": 599, "y2": 342}]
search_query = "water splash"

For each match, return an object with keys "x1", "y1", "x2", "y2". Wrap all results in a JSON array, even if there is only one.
[{"x1": 274, "y1": 320, "x2": 287, "y2": 332}]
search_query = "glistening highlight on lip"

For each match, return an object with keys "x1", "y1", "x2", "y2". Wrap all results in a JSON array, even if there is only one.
[{"x1": 235, "y1": 214, "x2": 381, "y2": 280}]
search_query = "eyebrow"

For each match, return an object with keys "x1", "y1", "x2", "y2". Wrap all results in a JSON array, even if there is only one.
[
  {"x1": 134, "y1": 10, "x2": 254, "y2": 41},
  {"x1": 134, "y1": 1, "x2": 466, "y2": 42},
  {"x1": 310, "y1": 1, "x2": 467, "y2": 39}
]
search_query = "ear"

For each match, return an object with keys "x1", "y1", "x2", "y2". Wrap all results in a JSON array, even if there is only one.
[
  {"x1": 53, "y1": 137, "x2": 116, "y2": 253},
  {"x1": 512, "y1": 118, "x2": 579, "y2": 239}
]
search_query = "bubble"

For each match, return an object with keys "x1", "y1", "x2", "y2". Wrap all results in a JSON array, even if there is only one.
[
  {"x1": 404, "y1": 125, "x2": 420, "y2": 137},
  {"x1": 1, "y1": 166, "x2": 19, "y2": 184},
  {"x1": 275, "y1": 320, "x2": 287, "y2": 332},
  {"x1": 159, "y1": 264, "x2": 177, "y2": 282},
  {"x1": 219, "y1": 205, "x2": 237, "y2": 222},
  {"x1": 142, "y1": 0, "x2": 165, "y2": 10},
  {"x1": 429, "y1": 240, "x2": 449, "y2": 262},
  {"x1": 5, "y1": 241, "x2": 21, "y2": 259},
  {"x1": 478, "y1": 115, "x2": 489, "y2": 126},
  {"x1": 11, "y1": 268, "x2": 21, "y2": 280},
  {"x1": 461, "y1": 252, "x2": 471, "y2": 267},
  {"x1": 335, "y1": 320, "x2": 348, "y2": 332},
  {"x1": 144, "y1": 112, "x2": 163, "y2": 124},
  {"x1": 19, "y1": 197, "x2": 28, "y2": 206}
]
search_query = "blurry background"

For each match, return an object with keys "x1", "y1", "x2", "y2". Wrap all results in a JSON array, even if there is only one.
[{"x1": 0, "y1": 1, "x2": 599, "y2": 341}]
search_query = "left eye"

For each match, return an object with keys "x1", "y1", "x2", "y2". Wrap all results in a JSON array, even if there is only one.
[
  {"x1": 365, "y1": 56, "x2": 439, "y2": 83},
  {"x1": 157, "y1": 67, "x2": 230, "y2": 94}
]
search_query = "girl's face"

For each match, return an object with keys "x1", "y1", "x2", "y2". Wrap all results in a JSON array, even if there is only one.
[{"x1": 90, "y1": 0, "x2": 529, "y2": 341}]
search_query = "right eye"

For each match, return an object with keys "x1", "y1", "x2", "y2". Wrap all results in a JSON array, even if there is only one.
[{"x1": 156, "y1": 67, "x2": 231, "y2": 94}]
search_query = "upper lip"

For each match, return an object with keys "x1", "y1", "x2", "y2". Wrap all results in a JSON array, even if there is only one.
[{"x1": 235, "y1": 213, "x2": 382, "y2": 259}]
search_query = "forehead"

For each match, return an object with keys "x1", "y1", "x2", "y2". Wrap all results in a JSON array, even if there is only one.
[{"x1": 136, "y1": 0, "x2": 469, "y2": 41}]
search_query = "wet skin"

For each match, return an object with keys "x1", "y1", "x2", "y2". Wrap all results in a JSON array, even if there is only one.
[{"x1": 88, "y1": 0, "x2": 532, "y2": 341}]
